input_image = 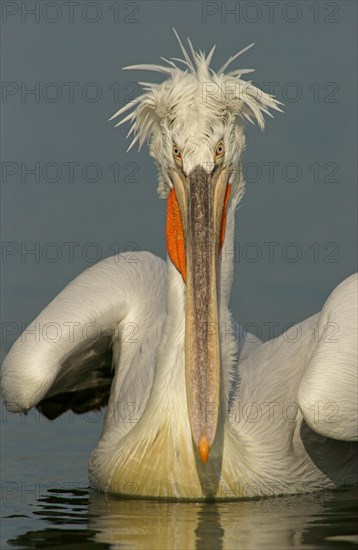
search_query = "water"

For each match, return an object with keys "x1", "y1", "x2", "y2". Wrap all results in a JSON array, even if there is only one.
[{"x1": 1, "y1": 406, "x2": 358, "y2": 550}]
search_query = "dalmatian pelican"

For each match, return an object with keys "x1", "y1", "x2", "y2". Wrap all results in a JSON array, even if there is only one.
[{"x1": 1, "y1": 31, "x2": 357, "y2": 500}]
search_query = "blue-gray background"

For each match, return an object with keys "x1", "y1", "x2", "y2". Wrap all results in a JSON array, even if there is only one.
[
  {"x1": 1, "y1": 2, "x2": 357, "y2": 548},
  {"x1": 1, "y1": 0, "x2": 357, "y2": 353}
]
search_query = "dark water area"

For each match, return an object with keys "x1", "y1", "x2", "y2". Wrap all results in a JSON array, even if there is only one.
[
  {"x1": 1, "y1": 405, "x2": 358, "y2": 550},
  {"x1": 3, "y1": 484, "x2": 358, "y2": 549}
]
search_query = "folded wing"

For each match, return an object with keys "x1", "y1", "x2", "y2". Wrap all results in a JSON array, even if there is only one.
[
  {"x1": 297, "y1": 273, "x2": 357, "y2": 441},
  {"x1": 1, "y1": 252, "x2": 167, "y2": 420}
]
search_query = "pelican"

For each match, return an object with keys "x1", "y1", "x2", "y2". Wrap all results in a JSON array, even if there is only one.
[{"x1": 1, "y1": 32, "x2": 357, "y2": 500}]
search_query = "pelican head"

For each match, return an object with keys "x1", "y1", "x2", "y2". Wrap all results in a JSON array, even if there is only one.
[{"x1": 110, "y1": 30, "x2": 281, "y2": 464}]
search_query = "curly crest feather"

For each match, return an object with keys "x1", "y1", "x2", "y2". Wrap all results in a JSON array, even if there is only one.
[{"x1": 110, "y1": 29, "x2": 282, "y2": 197}]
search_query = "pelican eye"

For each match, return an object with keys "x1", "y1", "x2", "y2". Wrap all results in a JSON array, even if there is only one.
[
  {"x1": 172, "y1": 143, "x2": 182, "y2": 163},
  {"x1": 215, "y1": 140, "x2": 225, "y2": 163}
]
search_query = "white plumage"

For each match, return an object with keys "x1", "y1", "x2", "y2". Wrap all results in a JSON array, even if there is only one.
[{"x1": 1, "y1": 31, "x2": 357, "y2": 500}]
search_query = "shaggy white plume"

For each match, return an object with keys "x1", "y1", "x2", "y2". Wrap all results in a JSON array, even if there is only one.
[
  {"x1": 110, "y1": 29, "x2": 282, "y2": 145},
  {"x1": 109, "y1": 29, "x2": 282, "y2": 198}
]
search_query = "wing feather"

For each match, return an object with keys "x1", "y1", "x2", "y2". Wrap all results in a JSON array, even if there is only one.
[
  {"x1": 1, "y1": 252, "x2": 166, "y2": 418},
  {"x1": 297, "y1": 273, "x2": 358, "y2": 441}
]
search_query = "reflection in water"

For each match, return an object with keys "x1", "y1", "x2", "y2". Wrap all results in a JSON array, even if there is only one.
[
  {"x1": 195, "y1": 506, "x2": 224, "y2": 550},
  {"x1": 6, "y1": 487, "x2": 358, "y2": 549}
]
